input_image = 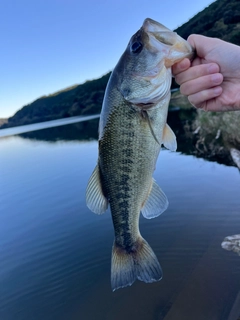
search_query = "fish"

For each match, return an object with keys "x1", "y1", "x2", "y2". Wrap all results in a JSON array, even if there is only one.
[
  {"x1": 221, "y1": 235, "x2": 240, "y2": 255},
  {"x1": 86, "y1": 18, "x2": 193, "y2": 291}
]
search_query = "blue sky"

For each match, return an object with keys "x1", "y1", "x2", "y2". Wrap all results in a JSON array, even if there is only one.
[{"x1": 0, "y1": 0, "x2": 214, "y2": 118}]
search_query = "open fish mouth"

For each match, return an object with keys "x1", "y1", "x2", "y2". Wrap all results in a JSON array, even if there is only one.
[{"x1": 142, "y1": 18, "x2": 195, "y2": 66}]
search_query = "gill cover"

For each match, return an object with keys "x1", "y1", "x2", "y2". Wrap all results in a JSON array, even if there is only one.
[{"x1": 119, "y1": 18, "x2": 194, "y2": 105}]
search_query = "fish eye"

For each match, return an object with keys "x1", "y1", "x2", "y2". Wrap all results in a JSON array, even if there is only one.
[{"x1": 131, "y1": 41, "x2": 143, "y2": 54}]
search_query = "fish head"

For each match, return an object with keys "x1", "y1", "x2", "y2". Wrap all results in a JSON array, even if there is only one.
[{"x1": 117, "y1": 18, "x2": 194, "y2": 107}]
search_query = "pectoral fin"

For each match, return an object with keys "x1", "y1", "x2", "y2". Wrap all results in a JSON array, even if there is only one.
[
  {"x1": 141, "y1": 179, "x2": 169, "y2": 219},
  {"x1": 86, "y1": 164, "x2": 108, "y2": 214},
  {"x1": 163, "y1": 123, "x2": 177, "y2": 151}
]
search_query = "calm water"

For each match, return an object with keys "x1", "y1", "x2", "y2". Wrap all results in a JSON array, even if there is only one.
[{"x1": 0, "y1": 116, "x2": 240, "y2": 320}]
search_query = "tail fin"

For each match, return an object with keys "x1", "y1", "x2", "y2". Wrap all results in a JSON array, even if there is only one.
[{"x1": 111, "y1": 237, "x2": 162, "y2": 291}]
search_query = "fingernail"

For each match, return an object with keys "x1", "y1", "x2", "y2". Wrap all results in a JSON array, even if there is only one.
[
  {"x1": 208, "y1": 64, "x2": 219, "y2": 74},
  {"x1": 180, "y1": 58, "x2": 189, "y2": 70},
  {"x1": 213, "y1": 87, "x2": 222, "y2": 95},
  {"x1": 211, "y1": 74, "x2": 222, "y2": 85}
]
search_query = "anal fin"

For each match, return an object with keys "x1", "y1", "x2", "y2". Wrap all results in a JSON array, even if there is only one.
[{"x1": 141, "y1": 179, "x2": 168, "y2": 219}]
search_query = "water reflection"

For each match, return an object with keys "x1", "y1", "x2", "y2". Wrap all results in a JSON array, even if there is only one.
[
  {"x1": 7, "y1": 107, "x2": 238, "y2": 168},
  {"x1": 1, "y1": 108, "x2": 240, "y2": 320},
  {"x1": 0, "y1": 115, "x2": 99, "y2": 139},
  {"x1": 167, "y1": 109, "x2": 239, "y2": 167},
  {"x1": 19, "y1": 117, "x2": 99, "y2": 142}
]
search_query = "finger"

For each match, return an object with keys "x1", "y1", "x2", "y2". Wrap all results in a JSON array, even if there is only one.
[
  {"x1": 188, "y1": 86, "x2": 223, "y2": 108},
  {"x1": 180, "y1": 73, "x2": 223, "y2": 96},
  {"x1": 172, "y1": 58, "x2": 190, "y2": 76},
  {"x1": 187, "y1": 34, "x2": 220, "y2": 59},
  {"x1": 175, "y1": 63, "x2": 220, "y2": 86},
  {"x1": 191, "y1": 56, "x2": 206, "y2": 67}
]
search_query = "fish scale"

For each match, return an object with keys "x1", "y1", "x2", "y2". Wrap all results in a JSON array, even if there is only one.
[
  {"x1": 99, "y1": 106, "x2": 159, "y2": 248},
  {"x1": 86, "y1": 18, "x2": 193, "y2": 291}
]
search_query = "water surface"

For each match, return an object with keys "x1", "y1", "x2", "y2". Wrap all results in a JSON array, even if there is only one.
[{"x1": 0, "y1": 116, "x2": 240, "y2": 320}]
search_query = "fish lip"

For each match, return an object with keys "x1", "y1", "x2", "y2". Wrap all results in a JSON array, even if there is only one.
[
  {"x1": 142, "y1": 18, "x2": 195, "y2": 64},
  {"x1": 142, "y1": 18, "x2": 169, "y2": 34}
]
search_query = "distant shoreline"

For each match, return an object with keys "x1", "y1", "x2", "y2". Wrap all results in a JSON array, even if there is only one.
[{"x1": 0, "y1": 119, "x2": 8, "y2": 126}]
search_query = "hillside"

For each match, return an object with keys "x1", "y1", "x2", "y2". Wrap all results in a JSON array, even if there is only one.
[
  {"x1": 0, "y1": 119, "x2": 8, "y2": 126},
  {"x1": 0, "y1": 73, "x2": 110, "y2": 129},
  {"x1": 175, "y1": 0, "x2": 240, "y2": 44},
  {"x1": 1, "y1": 0, "x2": 240, "y2": 129}
]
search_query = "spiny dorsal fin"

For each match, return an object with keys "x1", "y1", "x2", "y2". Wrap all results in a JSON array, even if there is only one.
[
  {"x1": 141, "y1": 179, "x2": 168, "y2": 219},
  {"x1": 163, "y1": 123, "x2": 177, "y2": 151},
  {"x1": 86, "y1": 164, "x2": 108, "y2": 214}
]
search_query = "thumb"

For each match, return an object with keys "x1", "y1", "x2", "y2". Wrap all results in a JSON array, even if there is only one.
[{"x1": 187, "y1": 34, "x2": 218, "y2": 60}]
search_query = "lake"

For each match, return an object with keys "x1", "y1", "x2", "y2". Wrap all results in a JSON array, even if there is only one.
[{"x1": 0, "y1": 114, "x2": 240, "y2": 320}]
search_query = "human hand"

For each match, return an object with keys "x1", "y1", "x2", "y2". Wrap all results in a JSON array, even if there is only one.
[{"x1": 172, "y1": 35, "x2": 240, "y2": 111}]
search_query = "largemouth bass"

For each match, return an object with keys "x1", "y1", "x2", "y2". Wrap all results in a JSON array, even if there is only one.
[{"x1": 86, "y1": 18, "x2": 193, "y2": 291}]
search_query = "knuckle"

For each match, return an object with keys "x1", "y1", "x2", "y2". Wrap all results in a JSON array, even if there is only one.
[
  {"x1": 180, "y1": 83, "x2": 190, "y2": 95},
  {"x1": 174, "y1": 75, "x2": 181, "y2": 85},
  {"x1": 188, "y1": 95, "x2": 195, "y2": 106},
  {"x1": 179, "y1": 85, "x2": 186, "y2": 95}
]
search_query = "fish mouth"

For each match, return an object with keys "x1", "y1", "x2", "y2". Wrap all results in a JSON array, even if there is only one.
[
  {"x1": 142, "y1": 18, "x2": 194, "y2": 66},
  {"x1": 143, "y1": 18, "x2": 175, "y2": 42}
]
